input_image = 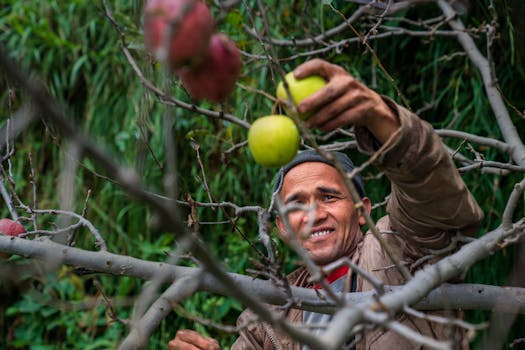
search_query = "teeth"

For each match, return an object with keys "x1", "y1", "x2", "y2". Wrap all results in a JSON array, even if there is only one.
[{"x1": 311, "y1": 230, "x2": 331, "y2": 238}]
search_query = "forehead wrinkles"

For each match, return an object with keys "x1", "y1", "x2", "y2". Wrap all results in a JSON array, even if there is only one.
[{"x1": 280, "y1": 163, "x2": 346, "y2": 198}]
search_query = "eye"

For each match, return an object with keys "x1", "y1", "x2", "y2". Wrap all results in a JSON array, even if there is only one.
[
  {"x1": 285, "y1": 196, "x2": 305, "y2": 206},
  {"x1": 322, "y1": 194, "x2": 337, "y2": 201}
]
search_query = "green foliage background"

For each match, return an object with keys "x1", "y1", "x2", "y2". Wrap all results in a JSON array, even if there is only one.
[{"x1": 1, "y1": 0, "x2": 524, "y2": 349}]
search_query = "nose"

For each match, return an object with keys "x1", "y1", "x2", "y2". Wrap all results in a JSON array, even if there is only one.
[{"x1": 302, "y1": 202, "x2": 328, "y2": 226}]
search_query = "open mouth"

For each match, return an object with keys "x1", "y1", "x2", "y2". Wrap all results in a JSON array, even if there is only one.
[{"x1": 309, "y1": 229, "x2": 334, "y2": 239}]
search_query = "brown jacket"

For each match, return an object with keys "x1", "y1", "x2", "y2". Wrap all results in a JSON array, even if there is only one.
[{"x1": 231, "y1": 100, "x2": 484, "y2": 350}]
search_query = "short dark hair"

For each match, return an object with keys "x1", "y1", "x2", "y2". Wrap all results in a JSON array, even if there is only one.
[{"x1": 272, "y1": 150, "x2": 366, "y2": 198}]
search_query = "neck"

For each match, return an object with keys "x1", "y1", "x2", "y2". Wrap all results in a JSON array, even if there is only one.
[{"x1": 312, "y1": 265, "x2": 349, "y2": 289}]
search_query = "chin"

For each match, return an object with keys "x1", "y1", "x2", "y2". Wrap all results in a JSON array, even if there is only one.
[{"x1": 310, "y1": 255, "x2": 335, "y2": 266}]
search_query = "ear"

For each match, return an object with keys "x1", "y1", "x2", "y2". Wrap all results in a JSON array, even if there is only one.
[
  {"x1": 358, "y1": 197, "x2": 372, "y2": 226},
  {"x1": 275, "y1": 215, "x2": 287, "y2": 237}
]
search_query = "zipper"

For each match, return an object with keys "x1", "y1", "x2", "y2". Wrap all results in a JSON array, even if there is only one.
[{"x1": 263, "y1": 323, "x2": 283, "y2": 350}]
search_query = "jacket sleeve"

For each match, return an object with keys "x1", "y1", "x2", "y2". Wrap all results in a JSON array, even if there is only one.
[
  {"x1": 231, "y1": 309, "x2": 274, "y2": 350},
  {"x1": 355, "y1": 98, "x2": 484, "y2": 258}
]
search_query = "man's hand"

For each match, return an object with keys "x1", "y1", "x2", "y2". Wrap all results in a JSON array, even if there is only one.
[
  {"x1": 294, "y1": 59, "x2": 400, "y2": 144},
  {"x1": 168, "y1": 330, "x2": 220, "y2": 350}
]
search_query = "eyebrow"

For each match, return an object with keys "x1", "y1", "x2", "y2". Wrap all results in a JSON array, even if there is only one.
[
  {"x1": 283, "y1": 186, "x2": 344, "y2": 204},
  {"x1": 317, "y1": 186, "x2": 343, "y2": 196}
]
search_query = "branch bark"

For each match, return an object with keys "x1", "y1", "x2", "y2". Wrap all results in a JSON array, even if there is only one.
[
  {"x1": 119, "y1": 276, "x2": 201, "y2": 350},
  {"x1": 1, "y1": 235, "x2": 525, "y2": 315},
  {"x1": 437, "y1": 0, "x2": 525, "y2": 166},
  {"x1": 321, "y1": 219, "x2": 525, "y2": 349}
]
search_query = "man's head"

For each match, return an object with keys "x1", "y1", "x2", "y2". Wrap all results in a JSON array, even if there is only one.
[{"x1": 274, "y1": 150, "x2": 371, "y2": 265}]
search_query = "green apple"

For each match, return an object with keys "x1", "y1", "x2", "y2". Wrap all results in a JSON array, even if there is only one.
[
  {"x1": 276, "y1": 72, "x2": 327, "y2": 119},
  {"x1": 248, "y1": 115, "x2": 299, "y2": 167}
]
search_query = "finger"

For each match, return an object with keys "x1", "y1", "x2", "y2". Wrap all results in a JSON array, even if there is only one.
[
  {"x1": 176, "y1": 330, "x2": 220, "y2": 350},
  {"x1": 316, "y1": 107, "x2": 361, "y2": 132},
  {"x1": 299, "y1": 75, "x2": 355, "y2": 120},
  {"x1": 316, "y1": 101, "x2": 374, "y2": 132},
  {"x1": 297, "y1": 75, "x2": 356, "y2": 121},
  {"x1": 168, "y1": 338, "x2": 219, "y2": 350},
  {"x1": 168, "y1": 338, "x2": 202, "y2": 350},
  {"x1": 306, "y1": 89, "x2": 365, "y2": 130},
  {"x1": 203, "y1": 338, "x2": 220, "y2": 350},
  {"x1": 294, "y1": 59, "x2": 346, "y2": 80}
]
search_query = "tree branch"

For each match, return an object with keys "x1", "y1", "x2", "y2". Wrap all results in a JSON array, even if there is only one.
[
  {"x1": 1, "y1": 235, "x2": 525, "y2": 315},
  {"x1": 320, "y1": 219, "x2": 525, "y2": 349},
  {"x1": 119, "y1": 276, "x2": 202, "y2": 349},
  {"x1": 437, "y1": 0, "x2": 525, "y2": 166}
]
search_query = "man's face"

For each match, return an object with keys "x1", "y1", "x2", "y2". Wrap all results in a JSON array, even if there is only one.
[{"x1": 276, "y1": 162, "x2": 370, "y2": 265}]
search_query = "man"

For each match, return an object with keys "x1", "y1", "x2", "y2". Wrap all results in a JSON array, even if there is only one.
[{"x1": 169, "y1": 59, "x2": 483, "y2": 349}]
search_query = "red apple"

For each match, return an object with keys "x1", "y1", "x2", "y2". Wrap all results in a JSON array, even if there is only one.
[
  {"x1": 143, "y1": 0, "x2": 214, "y2": 68},
  {"x1": 0, "y1": 218, "x2": 25, "y2": 237},
  {"x1": 176, "y1": 33, "x2": 242, "y2": 103}
]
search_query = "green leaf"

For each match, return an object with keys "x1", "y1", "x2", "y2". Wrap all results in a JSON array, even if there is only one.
[
  {"x1": 30, "y1": 345, "x2": 56, "y2": 350},
  {"x1": 70, "y1": 55, "x2": 88, "y2": 87},
  {"x1": 225, "y1": 10, "x2": 243, "y2": 30}
]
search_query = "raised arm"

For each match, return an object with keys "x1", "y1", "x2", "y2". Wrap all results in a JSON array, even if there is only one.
[
  {"x1": 294, "y1": 58, "x2": 400, "y2": 144},
  {"x1": 295, "y1": 59, "x2": 483, "y2": 254},
  {"x1": 355, "y1": 102, "x2": 483, "y2": 254}
]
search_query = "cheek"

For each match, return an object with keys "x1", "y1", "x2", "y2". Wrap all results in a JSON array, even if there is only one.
[
  {"x1": 337, "y1": 207, "x2": 361, "y2": 231},
  {"x1": 286, "y1": 212, "x2": 305, "y2": 232},
  {"x1": 278, "y1": 212, "x2": 303, "y2": 236}
]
